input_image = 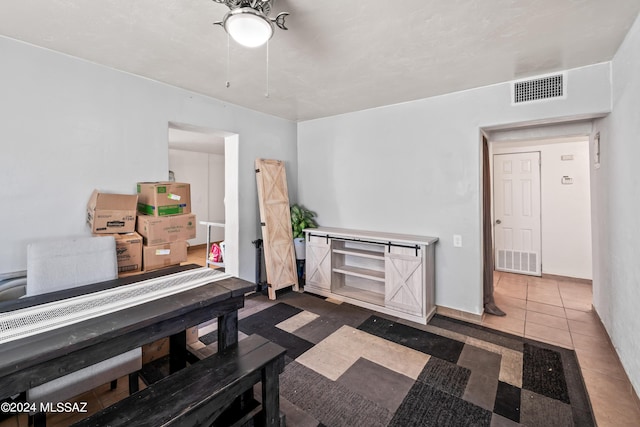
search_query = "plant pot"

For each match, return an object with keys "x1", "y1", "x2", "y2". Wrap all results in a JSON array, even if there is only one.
[{"x1": 293, "y1": 237, "x2": 306, "y2": 260}]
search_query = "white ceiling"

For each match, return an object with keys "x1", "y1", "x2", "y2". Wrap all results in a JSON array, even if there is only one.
[{"x1": 1, "y1": 0, "x2": 639, "y2": 122}]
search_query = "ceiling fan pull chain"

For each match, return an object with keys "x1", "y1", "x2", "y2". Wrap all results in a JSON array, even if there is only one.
[
  {"x1": 265, "y1": 40, "x2": 270, "y2": 98},
  {"x1": 226, "y1": 33, "x2": 231, "y2": 88}
]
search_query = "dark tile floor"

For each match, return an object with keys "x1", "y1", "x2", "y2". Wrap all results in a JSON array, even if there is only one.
[{"x1": 194, "y1": 291, "x2": 595, "y2": 426}]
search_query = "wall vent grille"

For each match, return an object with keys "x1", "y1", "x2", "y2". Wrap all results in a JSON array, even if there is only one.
[
  {"x1": 497, "y1": 249, "x2": 537, "y2": 274},
  {"x1": 513, "y1": 74, "x2": 564, "y2": 104}
]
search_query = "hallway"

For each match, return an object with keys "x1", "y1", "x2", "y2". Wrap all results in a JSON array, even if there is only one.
[{"x1": 482, "y1": 272, "x2": 640, "y2": 425}]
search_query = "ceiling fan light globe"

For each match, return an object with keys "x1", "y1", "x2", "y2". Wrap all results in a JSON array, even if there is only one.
[{"x1": 224, "y1": 8, "x2": 274, "y2": 48}]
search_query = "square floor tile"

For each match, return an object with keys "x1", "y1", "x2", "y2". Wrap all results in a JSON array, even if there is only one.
[
  {"x1": 458, "y1": 344, "x2": 502, "y2": 379},
  {"x1": 522, "y1": 343, "x2": 570, "y2": 404},
  {"x1": 493, "y1": 381, "x2": 521, "y2": 423},
  {"x1": 463, "y1": 370, "x2": 499, "y2": 411},
  {"x1": 280, "y1": 361, "x2": 392, "y2": 427},
  {"x1": 495, "y1": 284, "x2": 527, "y2": 301},
  {"x1": 574, "y1": 347, "x2": 629, "y2": 381},
  {"x1": 526, "y1": 300, "x2": 566, "y2": 318},
  {"x1": 291, "y1": 315, "x2": 346, "y2": 344},
  {"x1": 433, "y1": 316, "x2": 523, "y2": 352},
  {"x1": 527, "y1": 290, "x2": 563, "y2": 307},
  {"x1": 297, "y1": 325, "x2": 429, "y2": 381},
  {"x1": 568, "y1": 319, "x2": 606, "y2": 338},
  {"x1": 492, "y1": 303, "x2": 526, "y2": 321},
  {"x1": 526, "y1": 311, "x2": 569, "y2": 331},
  {"x1": 525, "y1": 322, "x2": 573, "y2": 349},
  {"x1": 570, "y1": 331, "x2": 611, "y2": 352},
  {"x1": 564, "y1": 308, "x2": 597, "y2": 323},
  {"x1": 337, "y1": 358, "x2": 414, "y2": 413},
  {"x1": 581, "y1": 368, "x2": 640, "y2": 426},
  {"x1": 418, "y1": 357, "x2": 471, "y2": 398},
  {"x1": 277, "y1": 310, "x2": 319, "y2": 333},
  {"x1": 389, "y1": 381, "x2": 493, "y2": 427},
  {"x1": 520, "y1": 390, "x2": 575, "y2": 427},
  {"x1": 490, "y1": 413, "x2": 520, "y2": 427},
  {"x1": 482, "y1": 314, "x2": 525, "y2": 336},
  {"x1": 494, "y1": 293, "x2": 527, "y2": 310},
  {"x1": 359, "y1": 316, "x2": 465, "y2": 363},
  {"x1": 561, "y1": 298, "x2": 592, "y2": 312}
]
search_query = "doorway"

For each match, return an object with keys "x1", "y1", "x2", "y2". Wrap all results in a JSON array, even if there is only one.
[
  {"x1": 168, "y1": 122, "x2": 239, "y2": 278},
  {"x1": 490, "y1": 136, "x2": 593, "y2": 280},
  {"x1": 480, "y1": 126, "x2": 595, "y2": 343}
]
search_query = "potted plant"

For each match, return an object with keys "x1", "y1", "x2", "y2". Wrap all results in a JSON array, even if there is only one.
[{"x1": 290, "y1": 204, "x2": 317, "y2": 260}]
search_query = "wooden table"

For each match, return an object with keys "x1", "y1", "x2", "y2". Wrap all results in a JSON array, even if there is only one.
[{"x1": 0, "y1": 264, "x2": 255, "y2": 401}]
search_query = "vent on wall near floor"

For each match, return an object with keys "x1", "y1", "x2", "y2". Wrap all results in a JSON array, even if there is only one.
[
  {"x1": 512, "y1": 73, "x2": 565, "y2": 104},
  {"x1": 497, "y1": 249, "x2": 537, "y2": 274}
]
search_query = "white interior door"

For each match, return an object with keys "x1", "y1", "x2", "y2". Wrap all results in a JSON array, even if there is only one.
[{"x1": 493, "y1": 152, "x2": 542, "y2": 276}]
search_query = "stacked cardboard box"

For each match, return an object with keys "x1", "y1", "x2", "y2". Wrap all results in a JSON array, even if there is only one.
[
  {"x1": 87, "y1": 190, "x2": 143, "y2": 275},
  {"x1": 137, "y1": 182, "x2": 191, "y2": 217},
  {"x1": 136, "y1": 182, "x2": 194, "y2": 271},
  {"x1": 87, "y1": 190, "x2": 137, "y2": 234},
  {"x1": 112, "y1": 232, "x2": 143, "y2": 274}
]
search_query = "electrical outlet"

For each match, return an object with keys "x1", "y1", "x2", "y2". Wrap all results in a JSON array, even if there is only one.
[{"x1": 453, "y1": 234, "x2": 462, "y2": 247}]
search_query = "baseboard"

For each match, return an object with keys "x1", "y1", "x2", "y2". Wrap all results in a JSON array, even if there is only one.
[
  {"x1": 436, "y1": 305, "x2": 483, "y2": 324},
  {"x1": 541, "y1": 273, "x2": 592, "y2": 285},
  {"x1": 592, "y1": 309, "x2": 640, "y2": 410}
]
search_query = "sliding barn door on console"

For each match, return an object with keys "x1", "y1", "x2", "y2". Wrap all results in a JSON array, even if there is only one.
[
  {"x1": 493, "y1": 152, "x2": 542, "y2": 276},
  {"x1": 255, "y1": 158, "x2": 298, "y2": 300}
]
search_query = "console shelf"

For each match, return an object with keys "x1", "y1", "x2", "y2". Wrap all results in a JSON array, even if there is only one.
[
  {"x1": 332, "y1": 248, "x2": 385, "y2": 261},
  {"x1": 332, "y1": 265, "x2": 385, "y2": 282},
  {"x1": 333, "y1": 284, "x2": 385, "y2": 307},
  {"x1": 304, "y1": 227, "x2": 438, "y2": 325}
]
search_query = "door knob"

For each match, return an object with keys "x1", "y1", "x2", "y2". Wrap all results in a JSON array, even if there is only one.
[{"x1": 496, "y1": 219, "x2": 502, "y2": 224}]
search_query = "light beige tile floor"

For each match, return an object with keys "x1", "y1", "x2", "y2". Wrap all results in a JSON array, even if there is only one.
[
  {"x1": 485, "y1": 271, "x2": 640, "y2": 427},
  {"x1": 296, "y1": 325, "x2": 430, "y2": 381}
]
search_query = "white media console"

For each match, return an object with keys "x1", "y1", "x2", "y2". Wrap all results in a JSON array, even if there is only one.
[{"x1": 303, "y1": 227, "x2": 438, "y2": 324}]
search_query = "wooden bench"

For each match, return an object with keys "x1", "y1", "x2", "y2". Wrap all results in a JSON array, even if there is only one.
[{"x1": 72, "y1": 334, "x2": 286, "y2": 427}]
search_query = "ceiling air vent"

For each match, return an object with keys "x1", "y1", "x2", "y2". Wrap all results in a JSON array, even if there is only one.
[{"x1": 512, "y1": 73, "x2": 565, "y2": 104}]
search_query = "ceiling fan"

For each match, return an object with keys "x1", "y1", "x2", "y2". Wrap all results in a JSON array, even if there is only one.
[{"x1": 212, "y1": 0, "x2": 289, "y2": 48}]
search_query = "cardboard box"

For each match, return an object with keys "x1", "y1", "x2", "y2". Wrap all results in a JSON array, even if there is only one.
[
  {"x1": 87, "y1": 190, "x2": 138, "y2": 233},
  {"x1": 137, "y1": 182, "x2": 191, "y2": 217},
  {"x1": 114, "y1": 232, "x2": 143, "y2": 274},
  {"x1": 186, "y1": 326, "x2": 199, "y2": 344},
  {"x1": 142, "y1": 241, "x2": 188, "y2": 272},
  {"x1": 137, "y1": 214, "x2": 196, "y2": 245},
  {"x1": 94, "y1": 232, "x2": 143, "y2": 274}
]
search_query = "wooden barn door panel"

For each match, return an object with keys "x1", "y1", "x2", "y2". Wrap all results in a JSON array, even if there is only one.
[
  {"x1": 306, "y1": 235, "x2": 332, "y2": 290},
  {"x1": 385, "y1": 247, "x2": 424, "y2": 316},
  {"x1": 255, "y1": 158, "x2": 298, "y2": 299}
]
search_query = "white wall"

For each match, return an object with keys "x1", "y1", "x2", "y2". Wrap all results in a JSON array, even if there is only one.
[
  {"x1": 208, "y1": 153, "x2": 226, "y2": 242},
  {"x1": 298, "y1": 63, "x2": 611, "y2": 315},
  {"x1": 592, "y1": 14, "x2": 640, "y2": 395},
  {"x1": 0, "y1": 35, "x2": 298, "y2": 283},
  {"x1": 492, "y1": 138, "x2": 592, "y2": 280},
  {"x1": 168, "y1": 149, "x2": 226, "y2": 246},
  {"x1": 168, "y1": 149, "x2": 210, "y2": 246}
]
